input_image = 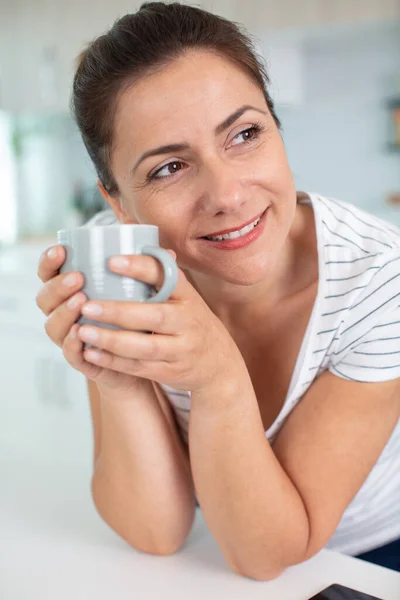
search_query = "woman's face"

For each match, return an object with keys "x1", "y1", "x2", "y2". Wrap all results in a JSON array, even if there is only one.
[{"x1": 110, "y1": 50, "x2": 297, "y2": 285}]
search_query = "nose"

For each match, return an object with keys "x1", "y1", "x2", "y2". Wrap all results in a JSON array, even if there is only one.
[{"x1": 198, "y1": 159, "x2": 249, "y2": 216}]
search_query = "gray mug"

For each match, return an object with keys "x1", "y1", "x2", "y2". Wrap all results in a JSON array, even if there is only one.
[{"x1": 57, "y1": 224, "x2": 178, "y2": 333}]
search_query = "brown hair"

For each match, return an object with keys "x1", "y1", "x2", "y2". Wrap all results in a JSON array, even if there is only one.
[{"x1": 72, "y1": 1, "x2": 281, "y2": 196}]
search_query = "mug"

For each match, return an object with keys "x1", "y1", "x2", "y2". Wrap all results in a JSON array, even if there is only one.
[{"x1": 57, "y1": 224, "x2": 178, "y2": 334}]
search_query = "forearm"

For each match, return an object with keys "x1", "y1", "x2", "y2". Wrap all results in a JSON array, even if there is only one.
[
  {"x1": 92, "y1": 381, "x2": 195, "y2": 554},
  {"x1": 189, "y1": 368, "x2": 309, "y2": 580}
]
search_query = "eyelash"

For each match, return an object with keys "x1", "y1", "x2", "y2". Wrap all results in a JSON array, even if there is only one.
[{"x1": 145, "y1": 121, "x2": 265, "y2": 184}]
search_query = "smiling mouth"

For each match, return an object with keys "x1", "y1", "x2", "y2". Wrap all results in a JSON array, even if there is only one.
[{"x1": 201, "y1": 209, "x2": 267, "y2": 241}]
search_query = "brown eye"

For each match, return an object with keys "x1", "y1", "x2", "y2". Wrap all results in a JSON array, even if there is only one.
[
  {"x1": 167, "y1": 162, "x2": 182, "y2": 175},
  {"x1": 149, "y1": 160, "x2": 185, "y2": 181},
  {"x1": 231, "y1": 124, "x2": 264, "y2": 147},
  {"x1": 243, "y1": 129, "x2": 256, "y2": 141}
]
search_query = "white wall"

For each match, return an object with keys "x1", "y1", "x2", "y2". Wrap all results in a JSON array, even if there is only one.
[
  {"x1": 277, "y1": 22, "x2": 400, "y2": 222},
  {"x1": 0, "y1": 113, "x2": 17, "y2": 244},
  {"x1": 1, "y1": 0, "x2": 400, "y2": 113}
]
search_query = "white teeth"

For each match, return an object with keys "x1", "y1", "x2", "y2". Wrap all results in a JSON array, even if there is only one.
[{"x1": 205, "y1": 215, "x2": 261, "y2": 241}]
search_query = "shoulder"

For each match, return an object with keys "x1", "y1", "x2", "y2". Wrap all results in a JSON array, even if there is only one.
[
  {"x1": 324, "y1": 242, "x2": 400, "y2": 382},
  {"x1": 309, "y1": 193, "x2": 400, "y2": 294},
  {"x1": 310, "y1": 193, "x2": 400, "y2": 253},
  {"x1": 304, "y1": 193, "x2": 400, "y2": 383}
]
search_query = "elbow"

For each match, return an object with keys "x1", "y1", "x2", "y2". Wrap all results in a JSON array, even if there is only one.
[
  {"x1": 231, "y1": 561, "x2": 286, "y2": 581},
  {"x1": 128, "y1": 535, "x2": 188, "y2": 557},
  {"x1": 224, "y1": 521, "x2": 310, "y2": 581},
  {"x1": 91, "y1": 475, "x2": 195, "y2": 557},
  {"x1": 225, "y1": 551, "x2": 286, "y2": 581}
]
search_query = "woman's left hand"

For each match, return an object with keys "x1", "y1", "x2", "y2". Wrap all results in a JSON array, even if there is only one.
[{"x1": 78, "y1": 253, "x2": 242, "y2": 393}]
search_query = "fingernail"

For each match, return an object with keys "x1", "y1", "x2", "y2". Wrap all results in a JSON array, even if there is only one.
[
  {"x1": 109, "y1": 256, "x2": 129, "y2": 269},
  {"x1": 47, "y1": 247, "x2": 58, "y2": 259},
  {"x1": 85, "y1": 349, "x2": 102, "y2": 362},
  {"x1": 69, "y1": 325, "x2": 77, "y2": 339},
  {"x1": 82, "y1": 303, "x2": 102, "y2": 316},
  {"x1": 67, "y1": 295, "x2": 81, "y2": 310},
  {"x1": 63, "y1": 273, "x2": 78, "y2": 287},
  {"x1": 80, "y1": 327, "x2": 99, "y2": 341}
]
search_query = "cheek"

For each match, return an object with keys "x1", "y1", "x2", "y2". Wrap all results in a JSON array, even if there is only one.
[
  {"x1": 157, "y1": 222, "x2": 188, "y2": 253},
  {"x1": 255, "y1": 137, "x2": 293, "y2": 185}
]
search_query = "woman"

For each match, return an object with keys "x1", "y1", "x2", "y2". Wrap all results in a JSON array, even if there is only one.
[{"x1": 36, "y1": 2, "x2": 400, "y2": 579}]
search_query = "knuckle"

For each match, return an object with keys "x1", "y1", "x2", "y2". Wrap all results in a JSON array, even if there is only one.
[
  {"x1": 44, "y1": 319, "x2": 60, "y2": 347},
  {"x1": 178, "y1": 331, "x2": 193, "y2": 355},
  {"x1": 147, "y1": 334, "x2": 159, "y2": 357},
  {"x1": 35, "y1": 291, "x2": 43, "y2": 310},
  {"x1": 44, "y1": 318, "x2": 51, "y2": 335},
  {"x1": 37, "y1": 253, "x2": 48, "y2": 276},
  {"x1": 36, "y1": 285, "x2": 50, "y2": 313},
  {"x1": 128, "y1": 358, "x2": 142, "y2": 375},
  {"x1": 175, "y1": 304, "x2": 187, "y2": 329},
  {"x1": 153, "y1": 304, "x2": 167, "y2": 329},
  {"x1": 44, "y1": 319, "x2": 52, "y2": 339},
  {"x1": 106, "y1": 352, "x2": 119, "y2": 370},
  {"x1": 62, "y1": 346, "x2": 76, "y2": 369},
  {"x1": 62, "y1": 332, "x2": 79, "y2": 364},
  {"x1": 37, "y1": 256, "x2": 55, "y2": 283},
  {"x1": 107, "y1": 332, "x2": 118, "y2": 354},
  {"x1": 112, "y1": 302, "x2": 123, "y2": 322},
  {"x1": 36, "y1": 283, "x2": 56, "y2": 316},
  {"x1": 62, "y1": 342, "x2": 71, "y2": 364}
]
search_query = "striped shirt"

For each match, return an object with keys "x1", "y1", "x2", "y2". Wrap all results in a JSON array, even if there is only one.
[{"x1": 86, "y1": 193, "x2": 400, "y2": 556}]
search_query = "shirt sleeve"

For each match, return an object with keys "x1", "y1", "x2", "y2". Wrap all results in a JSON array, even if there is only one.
[{"x1": 329, "y1": 248, "x2": 400, "y2": 383}]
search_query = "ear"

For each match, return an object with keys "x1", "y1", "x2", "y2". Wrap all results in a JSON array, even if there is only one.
[{"x1": 97, "y1": 181, "x2": 138, "y2": 225}]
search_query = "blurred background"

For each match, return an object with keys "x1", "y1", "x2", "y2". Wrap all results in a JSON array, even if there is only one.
[
  {"x1": 1, "y1": 0, "x2": 400, "y2": 460},
  {"x1": 0, "y1": 1, "x2": 399, "y2": 452},
  {"x1": 1, "y1": 0, "x2": 400, "y2": 249},
  {"x1": 0, "y1": 3, "x2": 400, "y2": 590}
]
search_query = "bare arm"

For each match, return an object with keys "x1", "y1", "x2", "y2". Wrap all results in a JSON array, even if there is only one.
[
  {"x1": 36, "y1": 245, "x2": 196, "y2": 555},
  {"x1": 88, "y1": 378, "x2": 196, "y2": 555},
  {"x1": 189, "y1": 368, "x2": 400, "y2": 580}
]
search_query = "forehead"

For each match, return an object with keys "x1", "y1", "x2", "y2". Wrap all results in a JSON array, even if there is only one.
[{"x1": 112, "y1": 51, "x2": 264, "y2": 149}]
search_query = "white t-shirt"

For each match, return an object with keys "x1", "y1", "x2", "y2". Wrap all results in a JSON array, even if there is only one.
[{"x1": 87, "y1": 193, "x2": 400, "y2": 555}]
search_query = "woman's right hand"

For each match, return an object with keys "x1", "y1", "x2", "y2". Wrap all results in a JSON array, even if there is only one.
[{"x1": 36, "y1": 245, "x2": 148, "y2": 397}]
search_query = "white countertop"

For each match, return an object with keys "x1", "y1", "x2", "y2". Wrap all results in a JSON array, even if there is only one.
[
  {"x1": 1, "y1": 366, "x2": 400, "y2": 600},
  {"x1": 0, "y1": 241, "x2": 400, "y2": 599},
  {"x1": 1, "y1": 452, "x2": 400, "y2": 600}
]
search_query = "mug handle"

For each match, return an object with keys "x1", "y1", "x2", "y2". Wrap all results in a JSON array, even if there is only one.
[{"x1": 141, "y1": 246, "x2": 178, "y2": 302}]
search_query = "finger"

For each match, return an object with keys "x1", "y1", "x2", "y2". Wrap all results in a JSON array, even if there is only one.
[
  {"x1": 108, "y1": 254, "x2": 166, "y2": 289},
  {"x1": 78, "y1": 325, "x2": 181, "y2": 362},
  {"x1": 63, "y1": 324, "x2": 104, "y2": 380},
  {"x1": 83, "y1": 346, "x2": 169, "y2": 381},
  {"x1": 83, "y1": 346, "x2": 143, "y2": 376},
  {"x1": 108, "y1": 254, "x2": 191, "y2": 300},
  {"x1": 45, "y1": 292, "x2": 87, "y2": 347},
  {"x1": 36, "y1": 270, "x2": 85, "y2": 316},
  {"x1": 37, "y1": 245, "x2": 66, "y2": 283},
  {"x1": 81, "y1": 298, "x2": 185, "y2": 335}
]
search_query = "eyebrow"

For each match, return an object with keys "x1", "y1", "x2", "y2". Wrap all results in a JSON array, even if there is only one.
[{"x1": 131, "y1": 104, "x2": 267, "y2": 175}]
